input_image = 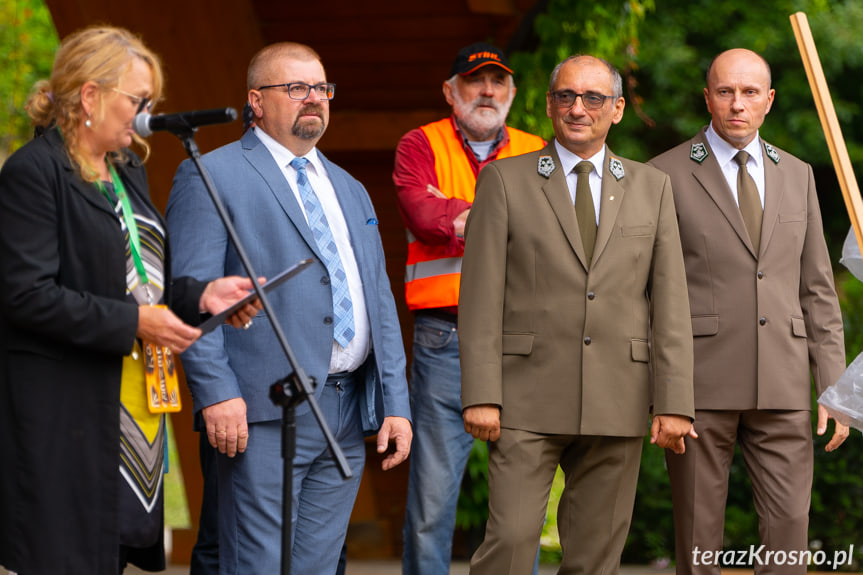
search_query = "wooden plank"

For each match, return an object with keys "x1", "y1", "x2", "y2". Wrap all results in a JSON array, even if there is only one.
[
  {"x1": 468, "y1": 0, "x2": 516, "y2": 15},
  {"x1": 790, "y1": 12, "x2": 863, "y2": 251},
  {"x1": 322, "y1": 110, "x2": 447, "y2": 151},
  {"x1": 259, "y1": 16, "x2": 492, "y2": 41}
]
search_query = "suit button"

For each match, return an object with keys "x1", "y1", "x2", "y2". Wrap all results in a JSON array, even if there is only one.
[
  {"x1": 324, "y1": 316, "x2": 333, "y2": 325},
  {"x1": 759, "y1": 317, "x2": 767, "y2": 326},
  {"x1": 321, "y1": 276, "x2": 330, "y2": 285},
  {"x1": 584, "y1": 336, "x2": 591, "y2": 345},
  {"x1": 757, "y1": 271, "x2": 764, "y2": 279},
  {"x1": 587, "y1": 292, "x2": 595, "y2": 300}
]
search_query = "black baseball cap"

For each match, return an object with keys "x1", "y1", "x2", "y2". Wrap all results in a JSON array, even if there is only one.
[{"x1": 450, "y1": 42, "x2": 513, "y2": 76}]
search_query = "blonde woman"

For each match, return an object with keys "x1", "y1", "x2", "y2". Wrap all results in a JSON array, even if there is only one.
[{"x1": 0, "y1": 26, "x2": 258, "y2": 574}]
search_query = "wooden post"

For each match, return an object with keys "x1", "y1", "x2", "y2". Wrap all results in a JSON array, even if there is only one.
[{"x1": 790, "y1": 11, "x2": 863, "y2": 250}]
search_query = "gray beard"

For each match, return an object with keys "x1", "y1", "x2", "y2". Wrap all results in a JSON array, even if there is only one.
[{"x1": 452, "y1": 94, "x2": 513, "y2": 141}]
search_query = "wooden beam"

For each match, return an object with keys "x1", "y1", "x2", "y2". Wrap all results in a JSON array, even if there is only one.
[
  {"x1": 790, "y1": 12, "x2": 863, "y2": 250},
  {"x1": 468, "y1": 0, "x2": 517, "y2": 15},
  {"x1": 322, "y1": 110, "x2": 449, "y2": 151}
]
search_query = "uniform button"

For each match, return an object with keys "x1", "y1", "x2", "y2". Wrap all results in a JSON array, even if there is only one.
[
  {"x1": 759, "y1": 317, "x2": 767, "y2": 326},
  {"x1": 757, "y1": 271, "x2": 764, "y2": 279},
  {"x1": 321, "y1": 276, "x2": 331, "y2": 285},
  {"x1": 324, "y1": 316, "x2": 333, "y2": 325},
  {"x1": 584, "y1": 336, "x2": 591, "y2": 345},
  {"x1": 587, "y1": 292, "x2": 595, "y2": 300}
]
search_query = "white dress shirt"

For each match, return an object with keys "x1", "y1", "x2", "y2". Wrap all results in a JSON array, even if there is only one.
[
  {"x1": 255, "y1": 127, "x2": 371, "y2": 373},
  {"x1": 705, "y1": 123, "x2": 766, "y2": 209},
  {"x1": 555, "y1": 140, "x2": 605, "y2": 225}
]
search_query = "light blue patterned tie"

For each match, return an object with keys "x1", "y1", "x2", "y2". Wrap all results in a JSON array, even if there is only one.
[{"x1": 290, "y1": 157, "x2": 355, "y2": 347}]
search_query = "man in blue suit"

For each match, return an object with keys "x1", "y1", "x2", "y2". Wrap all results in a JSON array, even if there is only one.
[{"x1": 166, "y1": 42, "x2": 412, "y2": 575}]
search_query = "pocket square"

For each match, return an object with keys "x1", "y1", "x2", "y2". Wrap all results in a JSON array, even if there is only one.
[{"x1": 366, "y1": 218, "x2": 378, "y2": 225}]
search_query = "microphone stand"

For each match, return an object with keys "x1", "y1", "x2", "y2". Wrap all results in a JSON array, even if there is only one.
[{"x1": 168, "y1": 122, "x2": 353, "y2": 575}]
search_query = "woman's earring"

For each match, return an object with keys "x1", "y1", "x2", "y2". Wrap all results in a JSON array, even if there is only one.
[{"x1": 85, "y1": 114, "x2": 92, "y2": 128}]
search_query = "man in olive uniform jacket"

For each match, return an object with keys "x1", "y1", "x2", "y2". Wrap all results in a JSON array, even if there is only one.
[
  {"x1": 649, "y1": 48, "x2": 848, "y2": 575},
  {"x1": 459, "y1": 54, "x2": 695, "y2": 575}
]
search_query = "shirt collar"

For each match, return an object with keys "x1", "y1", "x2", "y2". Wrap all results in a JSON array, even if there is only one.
[
  {"x1": 450, "y1": 115, "x2": 507, "y2": 161},
  {"x1": 254, "y1": 126, "x2": 323, "y2": 174},
  {"x1": 705, "y1": 122, "x2": 763, "y2": 170},
  {"x1": 554, "y1": 140, "x2": 606, "y2": 179}
]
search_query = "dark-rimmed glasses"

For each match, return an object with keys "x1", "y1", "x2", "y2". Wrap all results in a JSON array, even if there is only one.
[
  {"x1": 550, "y1": 90, "x2": 613, "y2": 110},
  {"x1": 113, "y1": 87, "x2": 152, "y2": 114},
  {"x1": 256, "y1": 82, "x2": 336, "y2": 101}
]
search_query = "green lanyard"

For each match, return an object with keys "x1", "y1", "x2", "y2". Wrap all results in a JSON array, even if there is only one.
[{"x1": 95, "y1": 163, "x2": 151, "y2": 301}]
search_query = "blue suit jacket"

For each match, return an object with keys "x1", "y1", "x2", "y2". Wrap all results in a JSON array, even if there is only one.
[{"x1": 166, "y1": 129, "x2": 410, "y2": 432}]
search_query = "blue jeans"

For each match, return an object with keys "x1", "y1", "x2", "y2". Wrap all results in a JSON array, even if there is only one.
[{"x1": 402, "y1": 313, "x2": 475, "y2": 575}]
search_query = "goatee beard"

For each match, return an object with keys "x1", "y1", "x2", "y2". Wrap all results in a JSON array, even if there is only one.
[{"x1": 293, "y1": 104, "x2": 326, "y2": 139}]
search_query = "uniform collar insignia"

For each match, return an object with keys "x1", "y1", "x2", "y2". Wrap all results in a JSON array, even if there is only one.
[
  {"x1": 763, "y1": 142, "x2": 780, "y2": 164},
  {"x1": 608, "y1": 157, "x2": 625, "y2": 181},
  {"x1": 537, "y1": 155, "x2": 556, "y2": 178},
  {"x1": 690, "y1": 142, "x2": 709, "y2": 163}
]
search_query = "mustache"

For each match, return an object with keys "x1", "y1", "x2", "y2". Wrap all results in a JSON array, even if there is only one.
[
  {"x1": 471, "y1": 97, "x2": 500, "y2": 112},
  {"x1": 299, "y1": 103, "x2": 325, "y2": 117}
]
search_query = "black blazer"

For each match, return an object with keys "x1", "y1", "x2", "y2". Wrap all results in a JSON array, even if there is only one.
[{"x1": 0, "y1": 127, "x2": 205, "y2": 574}]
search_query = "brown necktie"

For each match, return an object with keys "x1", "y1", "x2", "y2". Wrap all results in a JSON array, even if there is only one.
[
  {"x1": 574, "y1": 161, "x2": 596, "y2": 261},
  {"x1": 734, "y1": 150, "x2": 762, "y2": 253}
]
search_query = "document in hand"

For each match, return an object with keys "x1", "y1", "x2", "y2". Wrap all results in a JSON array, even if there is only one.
[{"x1": 198, "y1": 258, "x2": 314, "y2": 334}]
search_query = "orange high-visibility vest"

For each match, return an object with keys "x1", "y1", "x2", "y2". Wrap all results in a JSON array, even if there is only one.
[{"x1": 405, "y1": 118, "x2": 544, "y2": 310}]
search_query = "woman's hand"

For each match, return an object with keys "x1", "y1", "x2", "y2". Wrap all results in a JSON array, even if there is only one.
[
  {"x1": 137, "y1": 305, "x2": 201, "y2": 353},
  {"x1": 200, "y1": 276, "x2": 265, "y2": 328}
]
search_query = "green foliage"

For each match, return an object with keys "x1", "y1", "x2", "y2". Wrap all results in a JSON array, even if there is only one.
[
  {"x1": 164, "y1": 417, "x2": 191, "y2": 528},
  {"x1": 813, "y1": 270, "x2": 863, "y2": 570},
  {"x1": 628, "y1": 0, "x2": 863, "y2": 167},
  {"x1": 507, "y1": 0, "x2": 655, "y2": 144},
  {"x1": 455, "y1": 439, "x2": 490, "y2": 530},
  {"x1": 508, "y1": 0, "x2": 863, "y2": 176},
  {"x1": 0, "y1": 0, "x2": 58, "y2": 165},
  {"x1": 539, "y1": 466, "x2": 564, "y2": 563},
  {"x1": 623, "y1": 438, "x2": 676, "y2": 563}
]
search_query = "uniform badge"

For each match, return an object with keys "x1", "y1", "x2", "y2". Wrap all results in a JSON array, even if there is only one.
[
  {"x1": 764, "y1": 142, "x2": 780, "y2": 164},
  {"x1": 690, "y1": 142, "x2": 709, "y2": 163},
  {"x1": 609, "y1": 157, "x2": 625, "y2": 181},
  {"x1": 537, "y1": 155, "x2": 556, "y2": 178}
]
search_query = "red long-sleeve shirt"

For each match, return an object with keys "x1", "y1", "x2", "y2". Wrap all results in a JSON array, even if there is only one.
[{"x1": 393, "y1": 116, "x2": 512, "y2": 259}]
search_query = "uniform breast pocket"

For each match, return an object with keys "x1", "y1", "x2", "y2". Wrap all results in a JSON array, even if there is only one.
[
  {"x1": 621, "y1": 224, "x2": 655, "y2": 238},
  {"x1": 779, "y1": 211, "x2": 806, "y2": 223}
]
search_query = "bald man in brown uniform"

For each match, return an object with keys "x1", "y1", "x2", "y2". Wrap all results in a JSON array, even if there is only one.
[{"x1": 649, "y1": 48, "x2": 849, "y2": 575}]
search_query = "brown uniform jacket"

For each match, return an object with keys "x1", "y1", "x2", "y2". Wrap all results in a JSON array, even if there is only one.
[
  {"x1": 649, "y1": 128, "x2": 845, "y2": 410},
  {"x1": 459, "y1": 142, "x2": 694, "y2": 437}
]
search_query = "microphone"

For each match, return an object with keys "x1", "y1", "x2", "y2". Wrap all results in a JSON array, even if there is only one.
[{"x1": 133, "y1": 107, "x2": 238, "y2": 137}]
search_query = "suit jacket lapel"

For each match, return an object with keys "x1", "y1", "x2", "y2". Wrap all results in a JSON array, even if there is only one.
[
  {"x1": 760, "y1": 144, "x2": 784, "y2": 253},
  {"x1": 241, "y1": 130, "x2": 320, "y2": 258},
  {"x1": 44, "y1": 128, "x2": 114, "y2": 217},
  {"x1": 690, "y1": 130, "x2": 756, "y2": 257},
  {"x1": 594, "y1": 150, "x2": 624, "y2": 264},
  {"x1": 319, "y1": 152, "x2": 368, "y2": 267},
  {"x1": 539, "y1": 144, "x2": 588, "y2": 268}
]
